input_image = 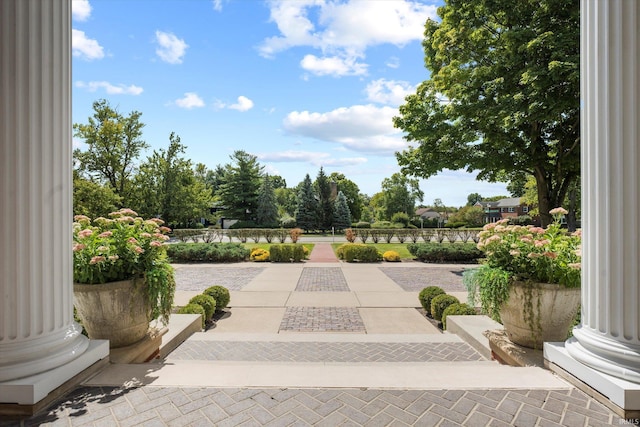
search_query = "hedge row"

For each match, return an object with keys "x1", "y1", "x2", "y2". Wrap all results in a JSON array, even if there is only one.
[
  {"x1": 407, "y1": 243, "x2": 483, "y2": 263},
  {"x1": 349, "y1": 228, "x2": 480, "y2": 244},
  {"x1": 336, "y1": 243, "x2": 382, "y2": 262},
  {"x1": 171, "y1": 228, "x2": 296, "y2": 244},
  {"x1": 166, "y1": 243, "x2": 250, "y2": 262},
  {"x1": 269, "y1": 244, "x2": 306, "y2": 262}
]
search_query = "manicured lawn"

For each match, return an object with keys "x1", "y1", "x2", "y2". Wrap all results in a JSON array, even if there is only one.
[{"x1": 331, "y1": 243, "x2": 414, "y2": 259}]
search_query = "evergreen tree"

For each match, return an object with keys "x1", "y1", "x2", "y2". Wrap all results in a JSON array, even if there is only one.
[
  {"x1": 332, "y1": 191, "x2": 351, "y2": 231},
  {"x1": 256, "y1": 174, "x2": 279, "y2": 226},
  {"x1": 295, "y1": 174, "x2": 318, "y2": 231},
  {"x1": 217, "y1": 150, "x2": 263, "y2": 221},
  {"x1": 314, "y1": 167, "x2": 334, "y2": 232}
]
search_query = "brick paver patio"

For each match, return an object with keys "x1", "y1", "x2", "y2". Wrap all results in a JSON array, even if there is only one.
[
  {"x1": 279, "y1": 307, "x2": 366, "y2": 332},
  {"x1": 295, "y1": 267, "x2": 349, "y2": 292},
  {"x1": 379, "y1": 266, "x2": 468, "y2": 292}
]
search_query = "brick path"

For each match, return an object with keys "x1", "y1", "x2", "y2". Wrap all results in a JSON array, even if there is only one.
[{"x1": 2, "y1": 262, "x2": 626, "y2": 426}]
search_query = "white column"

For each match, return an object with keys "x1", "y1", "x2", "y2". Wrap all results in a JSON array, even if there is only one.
[
  {"x1": 0, "y1": 0, "x2": 90, "y2": 382},
  {"x1": 564, "y1": 0, "x2": 640, "y2": 383}
]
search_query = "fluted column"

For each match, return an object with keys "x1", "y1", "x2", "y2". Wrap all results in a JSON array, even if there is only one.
[
  {"x1": 0, "y1": 0, "x2": 89, "y2": 382},
  {"x1": 564, "y1": 0, "x2": 640, "y2": 384}
]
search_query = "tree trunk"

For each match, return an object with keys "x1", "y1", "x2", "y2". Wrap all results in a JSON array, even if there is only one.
[
  {"x1": 567, "y1": 188, "x2": 577, "y2": 232},
  {"x1": 534, "y1": 170, "x2": 552, "y2": 227}
]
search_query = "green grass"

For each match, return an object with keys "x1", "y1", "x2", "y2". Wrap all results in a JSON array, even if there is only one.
[{"x1": 331, "y1": 243, "x2": 413, "y2": 259}]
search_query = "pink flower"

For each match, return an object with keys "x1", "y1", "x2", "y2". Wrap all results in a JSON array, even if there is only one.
[
  {"x1": 153, "y1": 233, "x2": 170, "y2": 241},
  {"x1": 127, "y1": 237, "x2": 138, "y2": 244},
  {"x1": 160, "y1": 226, "x2": 172, "y2": 233},
  {"x1": 534, "y1": 239, "x2": 550, "y2": 248},
  {"x1": 140, "y1": 233, "x2": 152, "y2": 238},
  {"x1": 530, "y1": 227, "x2": 545, "y2": 234},
  {"x1": 97, "y1": 231, "x2": 112, "y2": 238},
  {"x1": 133, "y1": 246, "x2": 144, "y2": 254},
  {"x1": 150, "y1": 241, "x2": 163, "y2": 247},
  {"x1": 572, "y1": 230, "x2": 582, "y2": 237},
  {"x1": 73, "y1": 215, "x2": 90, "y2": 222},
  {"x1": 89, "y1": 256, "x2": 106, "y2": 265},
  {"x1": 568, "y1": 263, "x2": 581, "y2": 270},
  {"x1": 149, "y1": 218, "x2": 164, "y2": 225},
  {"x1": 73, "y1": 243, "x2": 86, "y2": 252},
  {"x1": 527, "y1": 253, "x2": 541, "y2": 259},
  {"x1": 509, "y1": 250, "x2": 521, "y2": 256},
  {"x1": 97, "y1": 246, "x2": 109, "y2": 252},
  {"x1": 520, "y1": 236, "x2": 533, "y2": 244},
  {"x1": 118, "y1": 208, "x2": 138, "y2": 216},
  {"x1": 78, "y1": 229, "x2": 93, "y2": 238},
  {"x1": 543, "y1": 251, "x2": 558, "y2": 259},
  {"x1": 549, "y1": 207, "x2": 568, "y2": 215},
  {"x1": 108, "y1": 255, "x2": 119, "y2": 261}
]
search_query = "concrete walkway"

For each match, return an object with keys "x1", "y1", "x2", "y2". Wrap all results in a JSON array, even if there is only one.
[{"x1": 3, "y1": 258, "x2": 624, "y2": 426}]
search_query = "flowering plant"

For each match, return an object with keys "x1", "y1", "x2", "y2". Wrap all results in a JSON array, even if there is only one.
[
  {"x1": 73, "y1": 209, "x2": 175, "y2": 324},
  {"x1": 477, "y1": 208, "x2": 581, "y2": 288},
  {"x1": 73, "y1": 209, "x2": 172, "y2": 284}
]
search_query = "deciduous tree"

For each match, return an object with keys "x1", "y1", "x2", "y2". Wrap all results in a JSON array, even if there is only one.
[{"x1": 394, "y1": 0, "x2": 580, "y2": 226}]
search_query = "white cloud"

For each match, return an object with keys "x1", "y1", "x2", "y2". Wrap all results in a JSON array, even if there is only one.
[
  {"x1": 259, "y1": 0, "x2": 437, "y2": 75},
  {"x1": 300, "y1": 54, "x2": 367, "y2": 77},
  {"x1": 72, "y1": 29, "x2": 104, "y2": 60},
  {"x1": 72, "y1": 0, "x2": 92, "y2": 21},
  {"x1": 155, "y1": 31, "x2": 188, "y2": 64},
  {"x1": 212, "y1": 0, "x2": 223, "y2": 11},
  {"x1": 76, "y1": 81, "x2": 143, "y2": 95},
  {"x1": 258, "y1": 150, "x2": 368, "y2": 167},
  {"x1": 283, "y1": 104, "x2": 407, "y2": 153},
  {"x1": 385, "y1": 56, "x2": 400, "y2": 69},
  {"x1": 175, "y1": 92, "x2": 205, "y2": 109},
  {"x1": 365, "y1": 79, "x2": 415, "y2": 106},
  {"x1": 228, "y1": 96, "x2": 254, "y2": 112}
]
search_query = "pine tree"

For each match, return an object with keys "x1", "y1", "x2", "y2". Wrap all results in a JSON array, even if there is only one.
[
  {"x1": 332, "y1": 191, "x2": 352, "y2": 231},
  {"x1": 256, "y1": 174, "x2": 279, "y2": 226},
  {"x1": 314, "y1": 167, "x2": 334, "y2": 232},
  {"x1": 295, "y1": 174, "x2": 318, "y2": 231},
  {"x1": 217, "y1": 150, "x2": 263, "y2": 221}
]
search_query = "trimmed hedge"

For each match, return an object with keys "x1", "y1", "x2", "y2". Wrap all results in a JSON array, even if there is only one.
[
  {"x1": 166, "y1": 243, "x2": 250, "y2": 263},
  {"x1": 204, "y1": 285, "x2": 230, "y2": 311},
  {"x1": 407, "y1": 242, "x2": 483, "y2": 263},
  {"x1": 177, "y1": 303, "x2": 206, "y2": 328},
  {"x1": 442, "y1": 303, "x2": 477, "y2": 329},
  {"x1": 250, "y1": 248, "x2": 270, "y2": 262},
  {"x1": 188, "y1": 294, "x2": 216, "y2": 319},
  {"x1": 431, "y1": 294, "x2": 460, "y2": 321},
  {"x1": 418, "y1": 286, "x2": 446, "y2": 313},
  {"x1": 269, "y1": 244, "x2": 305, "y2": 262},
  {"x1": 336, "y1": 243, "x2": 381, "y2": 262}
]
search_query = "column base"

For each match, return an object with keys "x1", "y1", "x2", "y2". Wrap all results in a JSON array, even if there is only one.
[
  {"x1": 0, "y1": 340, "x2": 109, "y2": 417},
  {"x1": 545, "y1": 342, "x2": 640, "y2": 419}
]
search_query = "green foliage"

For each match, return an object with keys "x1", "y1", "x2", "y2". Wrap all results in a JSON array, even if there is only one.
[
  {"x1": 442, "y1": 303, "x2": 477, "y2": 330},
  {"x1": 166, "y1": 243, "x2": 250, "y2": 263},
  {"x1": 177, "y1": 303, "x2": 206, "y2": 328},
  {"x1": 145, "y1": 262, "x2": 176, "y2": 325},
  {"x1": 463, "y1": 265, "x2": 512, "y2": 322},
  {"x1": 203, "y1": 286, "x2": 230, "y2": 311},
  {"x1": 133, "y1": 133, "x2": 213, "y2": 227},
  {"x1": 329, "y1": 172, "x2": 363, "y2": 222},
  {"x1": 390, "y1": 212, "x2": 410, "y2": 228},
  {"x1": 467, "y1": 193, "x2": 483, "y2": 206},
  {"x1": 336, "y1": 243, "x2": 381, "y2": 263},
  {"x1": 314, "y1": 167, "x2": 334, "y2": 231},
  {"x1": 188, "y1": 294, "x2": 216, "y2": 319},
  {"x1": 269, "y1": 244, "x2": 305, "y2": 262},
  {"x1": 393, "y1": 0, "x2": 580, "y2": 226},
  {"x1": 431, "y1": 294, "x2": 460, "y2": 321},
  {"x1": 295, "y1": 174, "x2": 318, "y2": 231},
  {"x1": 380, "y1": 173, "x2": 423, "y2": 220},
  {"x1": 418, "y1": 286, "x2": 445, "y2": 312},
  {"x1": 73, "y1": 99, "x2": 148, "y2": 205},
  {"x1": 217, "y1": 150, "x2": 263, "y2": 221},
  {"x1": 408, "y1": 243, "x2": 483, "y2": 263},
  {"x1": 256, "y1": 174, "x2": 279, "y2": 226},
  {"x1": 354, "y1": 221, "x2": 371, "y2": 228},
  {"x1": 332, "y1": 191, "x2": 352, "y2": 231},
  {"x1": 447, "y1": 206, "x2": 484, "y2": 228},
  {"x1": 73, "y1": 176, "x2": 121, "y2": 218}
]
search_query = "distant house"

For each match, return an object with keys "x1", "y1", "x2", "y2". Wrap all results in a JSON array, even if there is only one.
[
  {"x1": 475, "y1": 197, "x2": 533, "y2": 223},
  {"x1": 415, "y1": 207, "x2": 443, "y2": 226}
]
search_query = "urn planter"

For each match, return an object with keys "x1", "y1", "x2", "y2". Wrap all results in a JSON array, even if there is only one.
[
  {"x1": 74, "y1": 278, "x2": 151, "y2": 348},
  {"x1": 499, "y1": 281, "x2": 580, "y2": 349}
]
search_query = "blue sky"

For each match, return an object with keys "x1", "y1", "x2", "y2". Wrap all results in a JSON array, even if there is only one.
[{"x1": 71, "y1": 0, "x2": 509, "y2": 207}]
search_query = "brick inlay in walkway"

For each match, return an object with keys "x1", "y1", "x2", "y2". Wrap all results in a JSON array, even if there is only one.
[
  {"x1": 174, "y1": 267, "x2": 265, "y2": 291},
  {"x1": 379, "y1": 266, "x2": 467, "y2": 292},
  {"x1": 279, "y1": 307, "x2": 366, "y2": 332},
  {"x1": 10, "y1": 386, "x2": 621, "y2": 427},
  {"x1": 168, "y1": 341, "x2": 484, "y2": 362},
  {"x1": 295, "y1": 267, "x2": 349, "y2": 292}
]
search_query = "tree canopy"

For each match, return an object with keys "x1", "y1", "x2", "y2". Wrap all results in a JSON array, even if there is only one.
[
  {"x1": 217, "y1": 150, "x2": 263, "y2": 221},
  {"x1": 393, "y1": 0, "x2": 580, "y2": 226},
  {"x1": 380, "y1": 173, "x2": 423, "y2": 219}
]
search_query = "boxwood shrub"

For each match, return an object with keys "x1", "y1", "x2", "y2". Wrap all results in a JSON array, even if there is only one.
[
  {"x1": 407, "y1": 242, "x2": 483, "y2": 263},
  {"x1": 177, "y1": 303, "x2": 206, "y2": 328},
  {"x1": 336, "y1": 243, "x2": 381, "y2": 262},
  {"x1": 204, "y1": 285, "x2": 230, "y2": 311},
  {"x1": 431, "y1": 294, "x2": 460, "y2": 321},
  {"x1": 383, "y1": 250, "x2": 401, "y2": 262},
  {"x1": 418, "y1": 286, "x2": 446, "y2": 313},
  {"x1": 188, "y1": 294, "x2": 216, "y2": 319},
  {"x1": 166, "y1": 243, "x2": 250, "y2": 263},
  {"x1": 269, "y1": 244, "x2": 305, "y2": 262},
  {"x1": 442, "y1": 303, "x2": 477, "y2": 329}
]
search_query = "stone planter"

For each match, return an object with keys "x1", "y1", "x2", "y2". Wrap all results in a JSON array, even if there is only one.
[
  {"x1": 74, "y1": 278, "x2": 151, "y2": 348},
  {"x1": 499, "y1": 281, "x2": 580, "y2": 349}
]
